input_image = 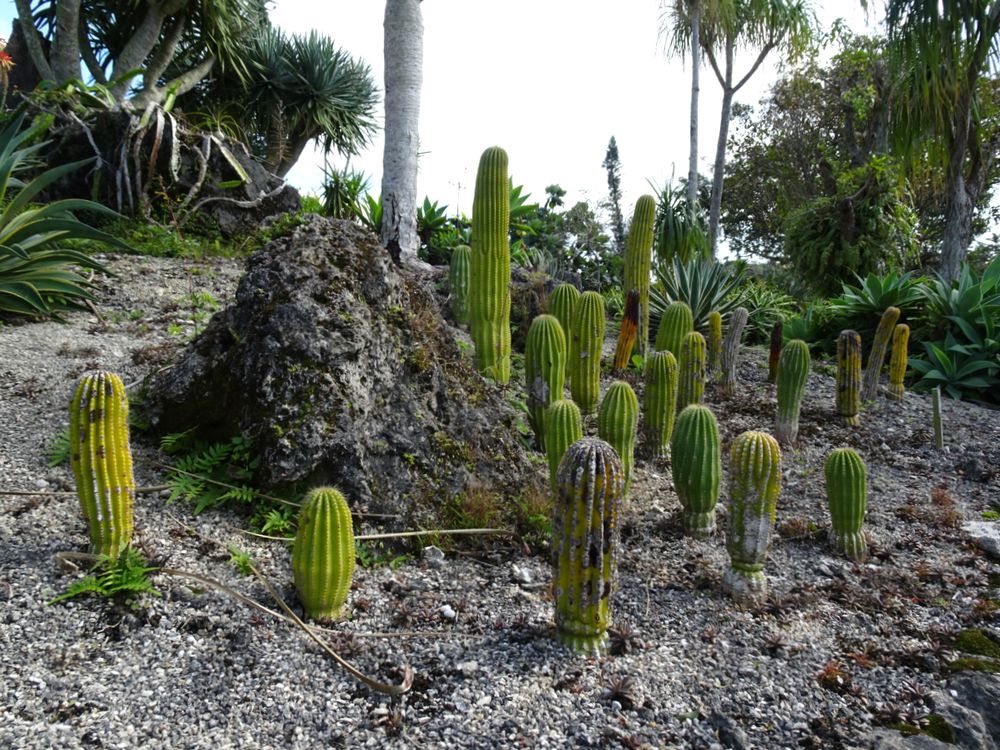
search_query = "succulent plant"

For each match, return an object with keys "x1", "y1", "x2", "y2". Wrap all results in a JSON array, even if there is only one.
[
  {"x1": 768, "y1": 321, "x2": 783, "y2": 384},
  {"x1": 707, "y1": 309, "x2": 722, "y2": 381},
  {"x1": 612, "y1": 289, "x2": 640, "y2": 372},
  {"x1": 469, "y1": 146, "x2": 511, "y2": 384},
  {"x1": 775, "y1": 339, "x2": 811, "y2": 445},
  {"x1": 670, "y1": 404, "x2": 721, "y2": 537},
  {"x1": 724, "y1": 430, "x2": 782, "y2": 603},
  {"x1": 552, "y1": 437, "x2": 623, "y2": 656},
  {"x1": 525, "y1": 314, "x2": 567, "y2": 451},
  {"x1": 448, "y1": 244, "x2": 471, "y2": 327},
  {"x1": 598, "y1": 381, "x2": 639, "y2": 492},
  {"x1": 677, "y1": 330, "x2": 707, "y2": 410},
  {"x1": 887, "y1": 323, "x2": 909, "y2": 402},
  {"x1": 643, "y1": 350, "x2": 678, "y2": 459},
  {"x1": 824, "y1": 448, "x2": 868, "y2": 563},
  {"x1": 719, "y1": 306, "x2": 749, "y2": 397},
  {"x1": 654, "y1": 300, "x2": 693, "y2": 357},
  {"x1": 69, "y1": 371, "x2": 135, "y2": 558},
  {"x1": 546, "y1": 399, "x2": 583, "y2": 492},
  {"x1": 292, "y1": 487, "x2": 356, "y2": 622},
  {"x1": 836, "y1": 330, "x2": 862, "y2": 426},
  {"x1": 861, "y1": 306, "x2": 902, "y2": 401},
  {"x1": 569, "y1": 290, "x2": 606, "y2": 415},
  {"x1": 550, "y1": 283, "x2": 581, "y2": 385},
  {"x1": 623, "y1": 194, "x2": 656, "y2": 357}
]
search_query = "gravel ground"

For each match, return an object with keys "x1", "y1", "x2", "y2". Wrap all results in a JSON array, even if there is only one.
[{"x1": 1, "y1": 253, "x2": 999, "y2": 750}]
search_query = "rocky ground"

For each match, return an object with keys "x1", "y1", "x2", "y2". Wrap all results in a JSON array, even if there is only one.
[{"x1": 1, "y1": 251, "x2": 999, "y2": 750}]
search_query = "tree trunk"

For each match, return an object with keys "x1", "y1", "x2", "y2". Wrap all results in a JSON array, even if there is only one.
[
  {"x1": 381, "y1": 0, "x2": 423, "y2": 262},
  {"x1": 940, "y1": 95, "x2": 975, "y2": 281},
  {"x1": 709, "y1": 39, "x2": 735, "y2": 257},
  {"x1": 687, "y1": 1, "x2": 701, "y2": 226}
]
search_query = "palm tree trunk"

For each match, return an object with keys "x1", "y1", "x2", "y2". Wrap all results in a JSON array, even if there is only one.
[
  {"x1": 709, "y1": 38, "x2": 735, "y2": 257},
  {"x1": 940, "y1": 97, "x2": 974, "y2": 281},
  {"x1": 687, "y1": 0, "x2": 701, "y2": 228},
  {"x1": 381, "y1": 0, "x2": 423, "y2": 262}
]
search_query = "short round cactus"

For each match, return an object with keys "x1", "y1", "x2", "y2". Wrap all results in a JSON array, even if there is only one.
[
  {"x1": 598, "y1": 381, "x2": 639, "y2": 492},
  {"x1": 292, "y1": 487, "x2": 356, "y2": 622},
  {"x1": 654, "y1": 300, "x2": 693, "y2": 357},
  {"x1": 545, "y1": 399, "x2": 583, "y2": 492},
  {"x1": 825, "y1": 448, "x2": 868, "y2": 562},
  {"x1": 670, "y1": 404, "x2": 721, "y2": 537},
  {"x1": 643, "y1": 350, "x2": 678, "y2": 459}
]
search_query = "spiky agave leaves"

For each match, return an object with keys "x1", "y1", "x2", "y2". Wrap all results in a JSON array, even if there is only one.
[
  {"x1": 69, "y1": 371, "x2": 135, "y2": 557},
  {"x1": 836, "y1": 330, "x2": 862, "y2": 426},
  {"x1": 887, "y1": 323, "x2": 909, "y2": 402},
  {"x1": 569, "y1": 291, "x2": 605, "y2": 415},
  {"x1": 448, "y1": 244, "x2": 471, "y2": 327},
  {"x1": 552, "y1": 437, "x2": 623, "y2": 656},
  {"x1": 654, "y1": 300, "x2": 693, "y2": 357},
  {"x1": 546, "y1": 399, "x2": 583, "y2": 492},
  {"x1": 292, "y1": 487, "x2": 356, "y2": 622},
  {"x1": 825, "y1": 448, "x2": 868, "y2": 562},
  {"x1": 623, "y1": 194, "x2": 656, "y2": 357},
  {"x1": 861, "y1": 306, "x2": 901, "y2": 401},
  {"x1": 670, "y1": 404, "x2": 721, "y2": 537},
  {"x1": 775, "y1": 339, "x2": 811, "y2": 445},
  {"x1": 643, "y1": 350, "x2": 678, "y2": 459},
  {"x1": 598, "y1": 381, "x2": 639, "y2": 492}
]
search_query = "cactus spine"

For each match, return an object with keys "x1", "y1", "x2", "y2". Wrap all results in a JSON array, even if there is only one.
[
  {"x1": 546, "y1": 400, "x2": 583, "y2": 492},
  {"x1": 887, "y1": 323, "x2": 909, "y2": 402},
  {"x1": 670, "y1": 404, "x2": 721, "y2": 537},
  {"x1": 775, "y1": 339, "x2": 811, "y2": 445},
  {"x1": 643, "y1": 350, "x2": 678, "y2": 459},
  {"x1": 69, "y1": 371, "x2": 135, "y2": 557},
  {"x1": 525, "y1": 314, "x2": 567, "y2": 451},
  {"x1": 861, "y1": 306, "x2": 902, "y2": 401},
  {"x1": 768, "y1": 321, "x2": 783, "y2": 383},
  {"x1": 654, "y1": 300, "x2": 693, "y2": 357},
  {"x1": 448, "y1": 244, "x2": 471, "y2": 327},
  {"x1": 553, "y1": 437, "x2": 623, "y2": 656},
  {"x1": 292, "y1": 487, "x2": 356, "y2": 622},
  {"x1": 623, "y1": 195, "x2": 656, "y2": 357},
  {"x1": 719, "y1": 307, "x2": 749, "y2": 397},
  {"x1": 598, "y1": 381, "x2": 639, "y2": 492},
  {"x1": 677, "y1": 330, "x2": 707, "y2": 410},
  {"x1": 836, "y1": 330, "x2": 862, "y2": 426},
  {"x1": 724, "y1": 430, "x2": 782, "y2": 603},
  {"x1": 824, "y1": 448, "x2": 868, "y2": 563},
  {"x1": 707, "y1": 310, "x2": 722, "y2": 380},
  {"x1": 569, "y1": 291, "x2": 606, "y2": 415},
  {"x1": 612, "y1": 289, "x2": 640, "y2": 372},
  {"x1": 469, "y1": 146, "x2": 511, "y2": 384}
]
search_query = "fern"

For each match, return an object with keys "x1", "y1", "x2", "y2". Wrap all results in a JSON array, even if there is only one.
[
  {"x1": 49, "y1": 548, "x2": 160, "y2": 604},
  {"x1": 47, "y1": 426, "x2": 71, "y2": 468}
]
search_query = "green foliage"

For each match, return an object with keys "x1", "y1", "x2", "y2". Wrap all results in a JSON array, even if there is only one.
[
  {"x1": 652, "y1": 177, "x2": 710, "y2": 266},
  {"x1": 49, "y1": 548, "x2": 160, "y2": 605},
  {"x1": 909, "y1": 334, "x2": 1000, "y2": 403},
  {"x1": 228, "y1": 545, "x2": 254, "y2": 577},
  {"x1": 732, "y1": 279, "x2": 798, "y2": 345},
  {"x1": 829, "y1": 270, "x2": 925, "y2": 338},
  {"x1": 47, "y1": 425, "x2": 70, "y2": 467},
  {"x1": 321, "y1": 165, "x2": 370, "y2": 220},
  {"x1": 162, "y1": 434, "x2": 262, "y2": 515},
  {"x1": 355, "y1": 541, "x2": 409, "y2": 570},
  {"x1": 650, "y1": 258, "x2": 746, "y2": 334}
]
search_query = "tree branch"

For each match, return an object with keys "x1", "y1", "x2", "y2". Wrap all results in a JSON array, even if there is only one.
[
  {"x1": 109, "y1": 4, "x2": 169, "y2": 99},
  {"x1": 51, "y1": 0, "x2": 82, "y2": 82},
  {"x1": 13, "y1": 0, "x2": 54, "y2": 81},
  {"x1": 77, "y1": 22, "x2": 107, "y2": 85},
  {"x1": 130, "y1": 55, "x2": 216, "y2": 109},
  {"x1": 143, "y1": 14, "x2": 187, "y2": 90},
  {"x1": 705, "y1": 46, "x2": 725, "y2": 87},
  {"x1": 733, "y1": 42, "x2": 776, "y2": 93}
]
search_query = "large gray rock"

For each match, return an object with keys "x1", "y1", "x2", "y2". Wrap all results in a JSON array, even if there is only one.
[
  {"x1": 146, "y1": 216, "x2": 535, "y2": 521},
  {"x1": 962, "y1": 521, "x2": 1000, "y2": 560},
  {"x1": 946, "y1": 673, "x2": 1000, "y2": 745}
]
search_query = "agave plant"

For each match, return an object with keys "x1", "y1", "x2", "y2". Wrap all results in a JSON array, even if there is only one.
[
  {"x1": 830, "y1": 270, "x2": 926, "y2": 331},
  {"x1": 909, "y1": 332, "x2": 1000, "y2": 403},
  {"x1": 651, "y1": 178, "x2": 710, "y2": 266},
  {"x1": 321, "y1": 165, "x2": 370, "y2": 221},
  {"x1": 733, "y1": 280, "x2": 798, "y2": 345},
  {"x1": 919, "y1": 256, "x2": 1000, "y2": 340},
  {"x1": 650, "y1": 257, "x2": 746, "y2": 334}
]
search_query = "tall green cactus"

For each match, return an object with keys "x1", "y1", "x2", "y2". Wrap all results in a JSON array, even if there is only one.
[
  {"x1": 598, "y1": 381, "x2": 639, "y2": 492},
  {"x1": 550, "y1": 283, "x2": 581, "y2": 386},
  {"x1": 292, "y1": 487, "x2": 356, "y2": 622},
  {"x1": 569, "y1": 290, "x2": 606, "y2": 415},
  {"x1": 623, "y1": 195, "x2": 656, "y2": 357},
  {"x1": 546, "y1": 399, "x2": 583, "y2": 492},
  {"x1": 469, "y1": 146, "x2": 511, "y2": 384},
  {"x1": 525, "y1": 314, "x2": 567, "y2": 451},
  {"x1": 724, "y1": 430, "x2": 782, "y2": 603},
  {"x1": 670, "y1": 404, "x2": 721, "y2": 537},
  {"x1": 824, "y1": 448, "x2": 868, "y2": 563},
  {"x1": 836, "y1": 330, "x2": 862, "y2": 426},
  {"x1": 861, "y1": 306, "x2": 902, "y2": 401},
  {"x1": 654, "y1": 300, "x2": 693, "y2": 357},
  {"x1": 767, "y1": 321, "x2": 783, "y2": 384},
  {"x1": 448, "y1": 244, "x2": 471, "y2": 327},
  {"x1": 887, "y1": 323, "x2": 909, "y2": 402},
  {"x1": 775, "y1": 339, "x2": 811, "y2": 445},
  {"x1": 643, "y1": 350, "x2": 678, "y2": 459},
  {"x1": 69, "y1": 371, "x2": 135, "y2": 558},
  {"x1": 553, "y1": 437, "x2": 623, "y2": 656},
  {"x1": 719, "y1": 307, "x2": 749, "y2": 397},
  {"x1": 677, "y1": 330, "x2": 707, "y2": 410},
  {"x1": 707, "y1": 310, "x2": 722, "y2": 381}
]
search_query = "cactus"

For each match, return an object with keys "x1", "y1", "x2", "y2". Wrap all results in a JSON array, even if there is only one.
[
  {"x1": 836, "y1": 330, "x2": 862, "y2": 426},
  {"x1": 723, "y1": 430, "x2": 782, "y2": 603},
  {"x1": 550, "y1": 283, "x2": 580, "y2": 386},
  {"x1": 654, "y1": 300, "x2": 693, "y2": 357},
  {"x1": 546, "y1": 399, "x2": 583, "y2": 492},
  {"x1": 525, "y1": 314, "x2": 567, "y2": 451},
  {"x1": 861, "y1": 306, "x2": 901, "y2": 401},
  {"x1": 448, "y1": 244, "x2": 471, "y2": 327},
  {"x1": 643, "y1": 350, "x2": 678, "y2": 459},
  {"x1": 569, "y1": 290, "x2": 606, "y2": 415},
  {"x1": 767, "y1": 321, "x2": 783, "y2": 384},
  {"x1": 468, "y1": 146, "x2": 511, "y2": 384},
  {"x1": 69, "y1": 371, "x2": 135, "y2": 558},
  {"x1": 719, "y1": 307, "x2": 749, "y2": 397},
  {"x1": 824, "y1": 448, "x2": 868, "y2": 563},
  {"x1": 775, "y1": 339, "x2": 811, "y2": 445},
  {"x1": 933, "y1": 387, "x2": 944, "y2": 449},
  {"x1": 598, "y1": 381, "x2": 639, "y2": 492},
  {"x1": 670, "y1": 404, "x2": 721, "y2": 537},
  {"x1": 707, "y1": 310, "x2": 722, "y2": 381},
  {"x1": 552, "y1": 437, "x2": 623, "y2": 656},
  {"x1": 677, "y1": 330, "x2": 707, "y2": 410},
  {"x1": 623, "y1": 195, "x2": 656, "y2": 357},
  {"x1": 887, "y1": 323, "x2": 909, "y2": 402},
  {"x1": 292, "y1": 487, "x2": 356, "y2": 622},
  {"x1": 611, "y1": 290, "x2": 640, "y2": 372}
]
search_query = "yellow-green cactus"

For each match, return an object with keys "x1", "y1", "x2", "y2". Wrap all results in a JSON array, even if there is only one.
[
  {"x1": 549, "y1": 283, "x2": 581, "y2": 386},
  {"x1": 448, "y1": 244, "x2": 471, "y2": 327},
  {"x1": 643, "y1": 350, "x2": 678, "y2": 459},
  {"x1": 623, "y1": 195, "x2": 656, "y2": 357},
  {"x1": 836, "y1": 330, "x2": 862, "y2": 426},
  {"x1": 598, "y1": 381, "x2": 639, "y2": 492},
  {"x1": 525, "y1": 314, "x2": 567, "y2": 451},
  {"x1": 775, "y1": 339, "x2": 811, "y2": 445},
  {"x1": 671, "y1": 404, "x2": 721, "y2": 537},
  {"x1": 654, "y1": 300, "x2": 693, "y2": 357},
  {"x1": 861, "y1": 306, "x2": 901, "y2": 401},
  {"x1": 887, "y1": 323, "x2": 909, "y2": 402},
  {"x1": 546, "y1": 399, "x2": 583, "y2": 492},
  {"x1": 569, "y1": 291, "x2": 605, "y2": 415},
  {"x1": 824, "y1": 448, "x2": 868, "y2": 563},
  {"x1": 677, "y1": 330, "x2": 707, "y2": 410},
  {"x1": 292, "y1": 487, "x2": 356, "y2": 622}
]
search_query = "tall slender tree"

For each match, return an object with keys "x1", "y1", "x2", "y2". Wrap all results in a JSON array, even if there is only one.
[{"x1": 602, "y1": 136, "x2": 627, "y2": 255}]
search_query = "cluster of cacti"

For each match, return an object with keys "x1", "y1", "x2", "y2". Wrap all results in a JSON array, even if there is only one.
[
  {"x1": 767, "y1": 321, "x2": 783, "y2": 384},
  {"x1": 719, "y1": 307, "x2": 749, "y2": 397},
  {"x1": 836, "y1": 330, "x2": 862, "y2": 426},
  {"x1": 723, "y1": 430, "x2": 781, "y2": 603},
  {"x1": 643, "y1": 351, "x2": 678, "y2": 459},
  {"x1": 654, "y1": 300, "x2": 693, "y2": 357},
  {"x1": 611, "y1": 290, "x2": 640, "y2": 372},
  {"x1": 598, "y1": 381, "x2": 639, "y2": 492},
  {"x1": 552, "y1": 438, "x2": 623, "y2": 656},
  {"x1": 546, "y1": 399, "x2": 584, "y2": 491},
  {"x1": 292, "y1": 487, "x2": 356, "y2": 622},
  {"x1": 887, "y1": 323, "x2": 909, "y2": 402},
  {"x1": 448, "y1": 245, "x2": 471, "y2": 327},
  {"x1": 775, "y1": 339, "x2": 811, "y2": 445},
  {"x1": 524, "y1": 314, "x2": 567, "y2": 451},
  {"x1": 677, "y1": 330, "x2": 707, "y2": 410},
  {"x1": 569, "y1": 291, "x2": 606, "y2": 415},
  {"x1": 706, "y1": 310, "x2": 722, "y2": 381},
  {"x1": 468, "y1": 146, "x2": 512, "y2": 384},
  {"x1": 670, "y1": 404, "x2": 721, "y2": 537},
  {"x1": 861, "y1": 306, "x2": 901, "y2": 401},
  {"x1": 69, "y1": 371, "x2": 135, "y2": 558},
  {"x1": 824, "y1": 448, "x2": 868, "y2": 563},
  {"x1": 622, "y1": 195, "x2": 656, "y2": 358}
]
